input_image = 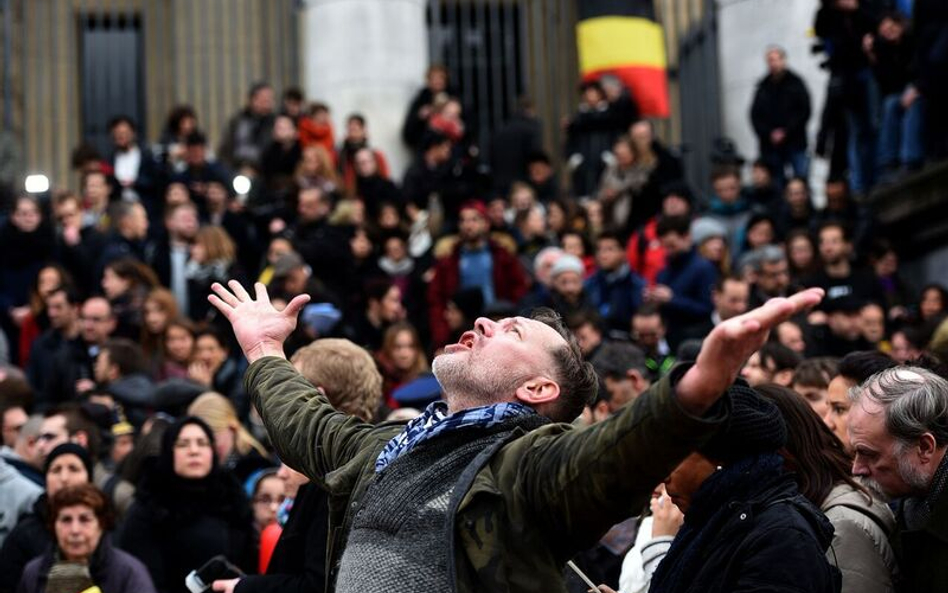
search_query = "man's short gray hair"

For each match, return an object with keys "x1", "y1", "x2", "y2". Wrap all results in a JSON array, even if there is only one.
[
  {"x1": 746, "y1": 245, "x2": 786, "y2": 273},
  {"x1": 851, "y1": 366, "x2": 948, "y2": 448}
]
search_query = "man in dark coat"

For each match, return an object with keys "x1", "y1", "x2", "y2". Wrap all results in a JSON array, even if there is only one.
[
  {"x1": 108, "y1": 115, "x2": 164, "y2": 212},
  {"x1": 289, "y1": 187, "x2": 352, "y2": 295},
  {"x1": 849, "y1": 366, "x2": 948, "y2": 593},
  {"x1": 750, "y1": 46, "x2": 812, "y2": 185},
  {"x1": 489, "y1": 98, "x2": 543, "y2": 194}
]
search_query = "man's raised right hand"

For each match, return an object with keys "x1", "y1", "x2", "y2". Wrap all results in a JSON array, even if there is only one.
[{"x1": 208, "y1": 281, "x2": 310, "y2": 363}]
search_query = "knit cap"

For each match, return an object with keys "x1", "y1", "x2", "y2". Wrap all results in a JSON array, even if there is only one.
[
  {"x1": 690, "y1": 217, "x2": 728, "y2": 246},
  {"x1": 700, "y1": 381, "x2": 787, "y2": 465},
  {"x1": 550, "y1": 254, "x2": 585, "y2": 279},
  {"x1": 44, "y1": 443, "x2": 94, "y2": 478}
]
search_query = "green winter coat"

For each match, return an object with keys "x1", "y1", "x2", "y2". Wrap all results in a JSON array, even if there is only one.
[{"x1": 245, "y1": 357, "x2": 728, "y2": 592}]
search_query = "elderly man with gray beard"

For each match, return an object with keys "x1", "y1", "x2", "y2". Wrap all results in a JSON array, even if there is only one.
[
  {"x1": 849, "y1": 366, "x2": 948, "y2": 593},
  {"x1": 208, "y1": 280, "x2": 822, "y2": 592}
]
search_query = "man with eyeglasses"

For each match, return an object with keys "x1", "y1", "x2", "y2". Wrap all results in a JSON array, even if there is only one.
[{"x1": 42, "y1": 297, "x2": 116, "y2": 409}]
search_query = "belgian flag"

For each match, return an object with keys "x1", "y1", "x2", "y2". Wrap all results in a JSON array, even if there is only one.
[{"x1": 577, "y1": 0, "x2": 670, "y2": 118}]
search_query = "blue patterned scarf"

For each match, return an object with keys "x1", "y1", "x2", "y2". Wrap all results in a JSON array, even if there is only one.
[{"x1": 375, "y1": 401, "x2": 537, "y2": 473}]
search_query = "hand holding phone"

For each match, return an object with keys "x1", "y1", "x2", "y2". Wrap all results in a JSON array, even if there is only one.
[{"x1": 185, "y1": 556, "x2": 244, "y2": 593}]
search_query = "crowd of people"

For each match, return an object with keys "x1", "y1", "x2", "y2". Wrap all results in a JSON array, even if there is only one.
[{"x1": 0, "y1": 0, "x2": 947, "y2": 591}]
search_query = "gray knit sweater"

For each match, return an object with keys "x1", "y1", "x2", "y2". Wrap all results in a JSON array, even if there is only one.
[{"x1": 334, "y1": 416, "x2": 545, "y2": 592}]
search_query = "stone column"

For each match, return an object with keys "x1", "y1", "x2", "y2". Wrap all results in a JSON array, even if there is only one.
[
  {"x1": 716, "y1": 0, "x2": 829, "y2": 203},
  {"x1": 300, "y1": 0, "x2": 428, "y2": 179}
]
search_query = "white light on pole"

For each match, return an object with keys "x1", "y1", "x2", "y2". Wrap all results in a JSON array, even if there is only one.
[{"x1": 24, "y1": 174, "x2": 50, "y2": 194}]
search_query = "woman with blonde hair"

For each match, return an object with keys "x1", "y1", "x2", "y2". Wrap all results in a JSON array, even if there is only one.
[
  {"x1": 186, "y1": 226, "x2": 241, "y2": 321},
  {"x1": 187, "y1": 392, "x2": 272, "y2": 484},
  {"x1": 140, "y1": 288, "x2": 179, "y2": 371}
]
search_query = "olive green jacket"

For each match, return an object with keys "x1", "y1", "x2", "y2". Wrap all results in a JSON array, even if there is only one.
[{"x1": 245, "y1": 357, "x2": 728, "y2": 592}]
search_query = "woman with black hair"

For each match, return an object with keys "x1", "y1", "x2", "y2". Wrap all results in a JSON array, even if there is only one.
[
  {"x1": 756, "y1": 384, "x2": 897, "y2": 593},
  {"x1": 117, "y1": 417, "x2": 256, "y2": 593}
]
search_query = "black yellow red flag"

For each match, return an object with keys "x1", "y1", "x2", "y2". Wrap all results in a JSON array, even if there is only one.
[{"x1": 576, "y1": 0, "x2": 670, "y2": 117}]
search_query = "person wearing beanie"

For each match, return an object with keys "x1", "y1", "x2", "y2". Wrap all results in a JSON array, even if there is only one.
[
  {"x1": 117, "y1": 417, "x2": 257, "y2": 593},
  {"x1": 689, "y1": 216, "x2": 732, "y2": 277},
  {"x1": 0, "y1": 444, "x2": 93, "y2": 593},
  {"x1": 538, "y1": 254, "x2": 597, "y2": 320},
  {"x1": 611, "y1": 382, "x2": 840, "y2": 593}
]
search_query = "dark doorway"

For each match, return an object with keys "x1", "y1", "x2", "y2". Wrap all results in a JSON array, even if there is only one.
[{"x1": 80, "y1": 12, "x2": 144, "y2": 157}]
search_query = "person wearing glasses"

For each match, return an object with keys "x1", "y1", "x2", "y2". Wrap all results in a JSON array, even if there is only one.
[
  {"x1": 42, "y1": 296, "x2": 116, "y2": 408},
  {"x1": 249, "y1": 470, "x2": 284, "y2": 535},
  {"x1": 118, "y1": 417, "x2": 256, "y2": 593}
]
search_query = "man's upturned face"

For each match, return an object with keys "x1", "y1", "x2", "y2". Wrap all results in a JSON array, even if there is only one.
[
  {"x1": 849, "y1": 394, "x2": 929, "y2": 499},
  {"x1": 433, "y1": 317, "x2": 564, "y2": 407}
]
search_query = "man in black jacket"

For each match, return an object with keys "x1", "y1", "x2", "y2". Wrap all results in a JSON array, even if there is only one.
[
  {"x1": 750, "y1": 46, "x2": 812, "y2": 186},
  {"x1": 215, "y1": 338, "x2": 384, "y2": 593}
]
